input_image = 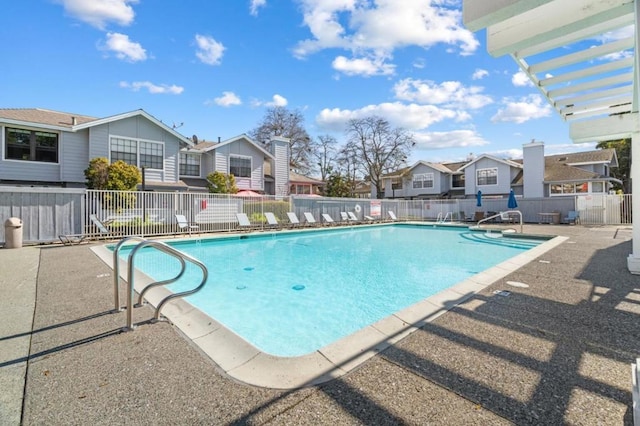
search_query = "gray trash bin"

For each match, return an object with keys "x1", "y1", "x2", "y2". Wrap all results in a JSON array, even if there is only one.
[{"x1": 4, "y1": 217, "x2": 23, "y2": 249}]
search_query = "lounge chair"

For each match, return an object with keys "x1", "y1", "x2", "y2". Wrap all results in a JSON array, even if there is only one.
[
  {"x1": 286, "y1": 212, "x2": 302, "y2": 227},
  {"x1": 340, "y1": 212, "x2": 350, "y2": 222},
  {"x1": 321, "y1": 213, "x2": 336, "y2": 226},
  {"x1": 235, "y1": 213, "x2": 254, "y2": 231},
  {"x1": 175, "y1": 214, "x2": 199, "y2": 235},
  {"x1": 264, "y1": 212, "x2": 280, "y2": 229},
  {"x1": 59, "y1": 214, "x2": 114, "y2": 245},
  {"x1": 364, "y1": 215, "x2": 375, "y2": 222},
  {"x1": 388, "y1": 211, "x2": 398, "y2": 221},
  {"x1": 347, "y1": 211, "x2": 359, "y2": 222},
  {"x1": 303, "y1": 212, "x2": 318, "y2": 226},
  {"x1": 564, "y1": 210, "x2": 579, "y2": 225}
]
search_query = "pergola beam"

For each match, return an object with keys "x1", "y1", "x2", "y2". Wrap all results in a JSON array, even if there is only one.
[
  {"x1": 487, "y1": 0, "x2": 634, "y2": 57},
  {"x1": 569, "y1": 112, "x2": 639, "y2": 143},
  {"x1": 540, "y1": 58, "x2": 634, "y2": 87},
  {"x1": 463, "y1": 0, "x2": 554, "y2": 32}
]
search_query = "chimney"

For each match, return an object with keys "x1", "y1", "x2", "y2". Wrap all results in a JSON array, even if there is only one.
[
  {"x1": 523, "y1": 139, "x2": 545, "y2": 198},
  {"x1": 71, "y1": 116, "x2": 77, "y2": 126}
]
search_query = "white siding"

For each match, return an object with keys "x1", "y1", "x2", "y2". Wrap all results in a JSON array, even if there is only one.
[{"x1": 61, "y1": 129, "x2": 89, "y2": 183}]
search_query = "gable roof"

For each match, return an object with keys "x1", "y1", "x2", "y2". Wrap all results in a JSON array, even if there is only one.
[
  {"x1": 458, "y1": 153, "x2": 523, "y2": 171},
  {"x1": 289, "y1": 172, "x2": 324, "y2": 185},
  {"x1": 0, "y1": 108, "x2": 194, "y2": 146},
  {"x1": 187, "y1": 134, "x2": 274, "y2": 159},
  {"x1": 545, "y1": 148, "x2": 618, "y2": 168}
]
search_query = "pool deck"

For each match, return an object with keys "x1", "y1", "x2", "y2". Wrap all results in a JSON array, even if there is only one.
[{"x1": 2, "y1": 224, "x2": 640, "y2": 424}]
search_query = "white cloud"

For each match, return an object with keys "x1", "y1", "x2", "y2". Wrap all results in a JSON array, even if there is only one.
[
  {"x1": 332, "y1": 55, "x2": 395, "y2": 76},
  {"x1": 252, "y1": 94, "x2": 288, "y2": 107},
  {"x1": 210, "y1": 91, "x2": 242, "y2": 107},
  {"x1": 491, "y1": 95, "x2": 552, "y2": 124},
  {"x1": 471, "y1": 68, "x2": 488, "y2": 80},
  {"x1": 250, "y1": 0, "x2": 266, "y2": 16},
  {"x1": 293, "y1": 0, "x2": 479, "y2": 75},
  {"x1": 119, "y1": 81, "x2": 184, "y2": 95},
  {"x1": 596, "y1": 25, "x2": 634, "y2": 43},
  {"x1": 512, "y1": 70, "x2": 533, "y2": 87},
  {"x1": 393, "y1": 78, "x2": 493, "y2": 110},
  {"x1": 316, "y1": 102, "x2": 466, "y2": 132},
  {"x1": 102, "y1": 32, "x2": 147, "y2": 62},
  {"x1": 195, "y1": 34, "x2": 225, "y2": 66},
  {"x1": 57, "y1": 0, "x2": 137, "y2": 29},
  {"x1": 412, "y1": 129, "x2": 490, "y2": 150}
]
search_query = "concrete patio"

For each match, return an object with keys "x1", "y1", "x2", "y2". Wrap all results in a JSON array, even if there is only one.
[{"x1": 1, "y1": 224, "x2": 639, "y2": 425}]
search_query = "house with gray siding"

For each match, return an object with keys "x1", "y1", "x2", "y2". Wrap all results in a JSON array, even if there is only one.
[
  {"x1": 381, "y1": 141, "x2": 619, "y2": 200},
  {"x1": 0, "y1": 108, "x2": 194, "y2": 190}
]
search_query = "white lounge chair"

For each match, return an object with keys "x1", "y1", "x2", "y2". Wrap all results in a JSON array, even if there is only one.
[
  {"x1": 364, "y1": 215, "x2": 375, "y2": 222},
  {"x1": 347, "y1": 211, "x2": 359, "y2": 222},
  {"x1": 303, "y1": 212, "x2": 318, "y2": 226},
  {"x1": 264, "y1": 212, "x2": 280, "y2": 229},
  {"x1": 235, "y1": 213, "x2": 253, "y2": 231},
  {"x1": 59, "y1": 214, "x2": 114, "y2": 244},
  {"x1": 175, "y1": 214, "x2": 199, "y2": 235},
  {"x1": 340, "y1": 212, "x2": 349, "y2": 222},
  {"x1": 286, "y1": 212, "x2": 302, "y2": 227},
  {"x1": 321, "y1": 213, "x2": 336, "y2": 226},
  {"x1": 388, "y1": 211, "x2": 398, "y2": 221}
]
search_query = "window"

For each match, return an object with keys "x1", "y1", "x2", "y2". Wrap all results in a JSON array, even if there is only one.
[
  {"x1": 110, "y1": 137, "x2": 163, "y2": 169},
  {"x1": 476, "y1": 168, "x2": 497, "y2": 185},
  {"x1": 179, "y1": 153, "x2": 201, "y2": 176},
  {"x1": 452, "y1": 174, "x2": 465, "y2": 188},
  {"x1": 412, "y1": 173, "x2": 434, "y2": 189},
  {"x1": 551, "y1": 182, "x2": 599, "y2": 195},
  {"x1": 5, "y1": 127, "x2": 58, "y2": 163},
  {"x1": 230, "y1": 155, "x2": 251, "y2": 178},
  {"x1": 391, "y1": 178, "x2": 403, "y2": 190},
  {"x1": 592, "y1": 181, "x2": 604, "y2": 193}
]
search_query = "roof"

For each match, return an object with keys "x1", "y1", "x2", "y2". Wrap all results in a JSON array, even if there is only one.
[
  {"x1": 511, "y1": 149, "x2": 618, "y2": 184},
  {"x1": 0, "y1": 108, "x2": 194, "y2": 146},
  {"x1": 188, "y1": 134, "x2": 274, "y2": 159},
  {"x1": 0, "y1": 108, "x2": 96, "y2": 129},
  {"x1": 546, "y1": 148, "x2": 618, "y2": 167},
  {"x1": 289, "y1": 172, "x2": 324, "y2": 185},
  {"x1": 458, "y1": 153, "x2": 523, "y2": 171}
]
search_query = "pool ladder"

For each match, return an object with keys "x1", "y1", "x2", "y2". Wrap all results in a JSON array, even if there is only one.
[
  {"x1": 436, "y1": 212, "x2": 452, "y2": 223},
  {"x1": 112, "y1": 236, "x2": 208, "y2": 331}
]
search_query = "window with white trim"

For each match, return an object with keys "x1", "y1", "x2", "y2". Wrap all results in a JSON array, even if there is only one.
[
  {"x1": 476, "y1": 168, "x2": 497, "y2": 185},
  {"x1": 5, "y1": 127, "x2": 58, "y2": 163},
  {"x1": 230, "y1": 155, "x2": 251, "y2": 178},
  {"x1": 412, "y1": 173, "x2": 434, "y2": 189},
  {"x1": 179, "y1": 153, "x2": 201, "y2": 176},
  {"x1": 452, "y1": 174, "x2": 465, "y2": 188},
  {"x1": 551, "y1": 182, "x2": 594, "y2": 195},
  {"x1": 110, "y1": 137, "x2": 164, "y2": 169}
]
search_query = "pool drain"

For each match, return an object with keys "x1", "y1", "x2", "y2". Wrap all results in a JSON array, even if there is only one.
[{"x1": 292, "y1": 284, "x2": 305, "y2": 291}]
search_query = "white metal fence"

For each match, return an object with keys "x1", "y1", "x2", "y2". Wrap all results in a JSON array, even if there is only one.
[{"x1": 0, "y1": 187, "x2": 632, "y2": 244}]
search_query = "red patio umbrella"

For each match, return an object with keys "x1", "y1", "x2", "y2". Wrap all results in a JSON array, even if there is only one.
[{"x1": 235, "y1": 190, "x2": 263, "y2": 197}]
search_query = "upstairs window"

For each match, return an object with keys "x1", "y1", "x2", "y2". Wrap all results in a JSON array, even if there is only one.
[
  {"x1": 5, "y1": 127, "x2": 58, "y2": 163},
  {"x1": 230, "y1": 155, "x2": 251, "y2": 178},
  {"x1": 452, "y1": 174, "x2": 465, "y2": 188},
  {"x1": 476, "y1": 168, "x2": 497, "y2": 186},
  {"x1": 179, "y1": 153, "x2": 201, "y2": 176},
  {"x1": 110, "y1": 137, "x2": 164, "y2": 169},
  {"x1": 412, "y1": 173, "x2": 434, "y2": 189}
]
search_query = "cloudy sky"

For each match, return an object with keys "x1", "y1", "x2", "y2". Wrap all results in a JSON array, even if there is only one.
[{"x1": 2, "y1": 0, "x2": 617, "y2": 164}]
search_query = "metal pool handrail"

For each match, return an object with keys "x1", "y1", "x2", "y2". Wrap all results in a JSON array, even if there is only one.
[
  {"x1": 477, "y1": 210, "x2": 523, "y2": 233},
  {"x1": 121, "y1": 239, "x2": 208, "y2": 331},
  {"x1": 113, "y1": 236, "x2": 148, "y2": 311}
]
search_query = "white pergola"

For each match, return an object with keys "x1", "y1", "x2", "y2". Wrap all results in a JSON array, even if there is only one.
[{"x1": 463, "y1": 0, "x2": 640, "y2": 273}]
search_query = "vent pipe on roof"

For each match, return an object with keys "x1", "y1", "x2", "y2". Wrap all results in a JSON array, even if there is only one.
[
  {"x1": 218, "y1": 137, "x2": 221, "y2": 143},
  {"x1": 71, "y1": 116, "x2": 77, "y2": 126}
]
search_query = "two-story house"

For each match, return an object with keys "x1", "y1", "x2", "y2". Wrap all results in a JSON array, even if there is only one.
[
  {"x1": 0, "y1": 108, "x2": 291, "y2": 196},
  {"x1": 381, "y1": 140, "x2": 619, "y2": 200}
]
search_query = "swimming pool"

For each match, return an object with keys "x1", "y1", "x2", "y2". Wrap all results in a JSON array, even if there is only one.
[{"x1": 115, "y1": 224, "x2": 544, "y2": 357}]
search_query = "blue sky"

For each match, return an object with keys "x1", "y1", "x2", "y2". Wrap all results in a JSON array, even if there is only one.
[{"x1": 3, "y1": 0, "x2": 617, "y2": 166}]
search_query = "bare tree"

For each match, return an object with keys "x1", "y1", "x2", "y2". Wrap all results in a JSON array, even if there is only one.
[
  {"x1": 345, "y1": 116, "x2": 414, "y2": 199},
  {"x1": 249, "y1": 106, "x2": 312, "y2": 173},
  {"x1": 310, "y1": 134, "x2": 338, "y2": 181},
  {"x1": 335, "y1": 142, "x2": 360, "y2": 197}
]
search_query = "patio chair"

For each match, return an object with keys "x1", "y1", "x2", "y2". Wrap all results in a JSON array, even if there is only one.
[
  {"x1": 286, "y1": 212, "x2": 302, "y2": 227},
  {"x1": 347, "y1": 211, "x2": 360, "y2": 222},
  {"x1": 364, "y1": 215, "x2": 376, "y2": 222},
  {"x1": 340, "y1": 212, "x2": 349, "y2": 222},
  {"x1": 303, "y1": 212, "x2": 318, "y2": 226},
  {"x1": 388, "y1": 211, "x2": 398, "y2": 221},
  {"x1": 59, "y1": 214, "x2": 114, "y2": 245},
  {"x1": 175, "y1": 214, "x2": 200, "y2": 235},
  {"x1": 264, "y1": 212, "x2": 281, "y2": 229},
  {"x1": 235, "y1": 213, "x2": 254, "y2": 231},
  {"x1": 321, "y1": 213, "x2": 337, "y2": 226},
  {"x1": 564, "y1": 210, "x2": 579, "y2": 225}
]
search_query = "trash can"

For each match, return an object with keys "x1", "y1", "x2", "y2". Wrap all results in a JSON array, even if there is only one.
[{"x1": 4, "y1": 217, "x2": 23, "y2": 249}]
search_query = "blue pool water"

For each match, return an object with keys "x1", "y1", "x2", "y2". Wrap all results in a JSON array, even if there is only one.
[{"x1": 119, "y1": 225, "x2": 541, "y2": 357}]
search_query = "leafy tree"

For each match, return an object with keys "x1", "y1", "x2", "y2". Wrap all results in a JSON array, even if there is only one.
[
  {"x1": 310, "y1": 134, "x2": 338, "y2": 181},
  {"x1": 344, "y1": 116, "x2": 414, "y2": 199},
  {"x1": 206, "y1": 171, "x2": 238, "y2": 194},
  {"x1": 596, "y1": 138, "x2": 630, "y2": 193},
  {"x1": 324, "y1": 172, "x2": 353, "y2": 197},
  {"x1": 249, "y1": 106, "x2": 313, "y2": 173},
  {"x1": 84, "y1": 158, "x2": 141, "y2": 190}
]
